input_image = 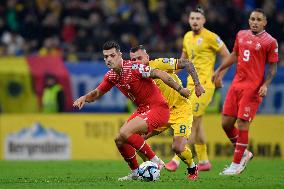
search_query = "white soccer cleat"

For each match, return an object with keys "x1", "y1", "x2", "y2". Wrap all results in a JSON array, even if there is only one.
[
  {"x1": 118, "y1": 170, "x2": 139, "y2": 181},
  {"x1": 219, "y1": 162, "x2": 243, "y2": 175},
  {"x1": 239, "y1": 149, "x2": 253, "y2": 168}
]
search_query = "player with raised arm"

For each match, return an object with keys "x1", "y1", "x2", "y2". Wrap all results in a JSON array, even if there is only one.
[
  {"x1": 213, "y1": 8, "x2": 278, "y2": 175},
  {"x1": 130, "y1": 45, "x2": 205, "y2": 180},
  {"x1": 166, "y1": 6, "x2": 230, "y2": 172},
  {"x1": 73, "y1": 41, "x2": 190, "y2": 181}
]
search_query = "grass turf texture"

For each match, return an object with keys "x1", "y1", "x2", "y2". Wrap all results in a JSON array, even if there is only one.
[{"x1": 0, "y1": 159, "x2": 283, "y2": 189}]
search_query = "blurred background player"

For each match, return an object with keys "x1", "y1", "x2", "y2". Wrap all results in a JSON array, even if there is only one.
[
  {"x1": 166, "y1": 6, "x2": 230, "y2": 171},
  {"x1": 42, "y1": 73, "x2": 65, "y2": 113},
  {"x1": 214, "y1": 8, "x2": 278, "y2": 175},
  {"x1": 130, "y1": 45, "x2": 205, "y2": 180},
  {"x1": 73, "y1": 41, "x2": 190, "y2": 181}
]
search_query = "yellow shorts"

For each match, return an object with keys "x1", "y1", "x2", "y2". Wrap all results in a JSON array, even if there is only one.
[
  {"x1": 189, "y1": 87, "x2": 215, "y2": 117},
  {"x1": 168, "y1": 101, "x2": 193, "y2": 137}
]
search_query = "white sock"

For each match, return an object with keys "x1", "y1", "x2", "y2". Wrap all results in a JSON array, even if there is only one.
[{"x1": 150, "y1": 155, "x2": 160, "y2": 163}]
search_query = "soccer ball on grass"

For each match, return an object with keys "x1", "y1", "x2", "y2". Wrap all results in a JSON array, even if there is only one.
[{"x1": 138, "y1": 161, "x2": 160, "y2": 181}]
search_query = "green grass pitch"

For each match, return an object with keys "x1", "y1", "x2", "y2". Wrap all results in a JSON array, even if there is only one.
[{"x1": 0, "y1": 159, "x2": 283, "y2": 189}]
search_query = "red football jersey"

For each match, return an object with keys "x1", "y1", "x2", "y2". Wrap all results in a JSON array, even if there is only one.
[
  {"x1": 232, "y1": 30, "x2": 278, "y2": 90},
  {"x1": 97, "y1": 60, "x2": 167, "y2": 107}
]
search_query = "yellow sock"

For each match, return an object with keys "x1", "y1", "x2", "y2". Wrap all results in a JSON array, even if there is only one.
[
  {"x1": 172, "y1": 154, "x2": 180, "y2": 162},
  {"x1": 195, "y1": 144, "x2": 208, "y2": 162},
  {"x1": 176, "y1": 146, "x2": 194, "y2": 167}
]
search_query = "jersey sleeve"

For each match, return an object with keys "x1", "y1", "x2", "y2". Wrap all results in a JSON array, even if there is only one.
[
  {"x1": 96, "y1": 74, "x2": 114, "y2": 93},
  {"x1": 267, "y1": 40, "x2": 279, "y2": 63},
  {"x1": 210, "y1": 33, "x2": 224, "y2": 52},
  {"x1": 233, "y1": 32, "x2": 240, "y2": 53},
  {"x1": 150, "y1": 58, "x2": 178, "y2": 71},
  {"x1": 131, "y1": 63, "x2": 152, "y2": 78}
]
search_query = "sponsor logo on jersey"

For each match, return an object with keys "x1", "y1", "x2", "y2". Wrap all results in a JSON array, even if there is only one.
[
  {"x1": 216, "y1": 36, "x2": 223, "y2": 46},
  {"x1": 247, "y1": 40, "x2": 252, "y2": 44}
]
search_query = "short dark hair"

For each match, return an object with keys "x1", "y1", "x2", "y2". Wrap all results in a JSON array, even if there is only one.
[
  {"x1": 250, "y1": 8, "x2": 266, "y2": 19},
  {"x1": 130, "y1": 45, "x2": 146, "y2": 53},
  {"x1": 191, "y1": 5, "x2": 205, "y2": 16},
  {"x1": 103, "y1": 41, "x2": 120, "y2": 51}
]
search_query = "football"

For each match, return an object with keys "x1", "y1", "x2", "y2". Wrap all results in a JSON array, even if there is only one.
[{"x1": 138, "y1": 161, "x2": 160, "y2": 181}]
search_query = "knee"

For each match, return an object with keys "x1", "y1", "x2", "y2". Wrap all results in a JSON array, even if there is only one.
[
  {"x1": 172, "y1": 143, "x2": 185, "y2": 154},
  {"x1": 222, "y1": 119, "x2": 232, "y2": 131},
  {"x1": 114, "y1": 134, "x2": 124, "y2": 147}
]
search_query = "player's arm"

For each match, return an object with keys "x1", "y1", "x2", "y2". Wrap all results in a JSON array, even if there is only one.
[
  {"x1": 73, "y1": 89, "x2": 105, "y2": 110},
  {"x1": 73, "y1": 75, "x2": 112, "y2": 110},
  {"x1": 214, "y1": 45, "x2": 231, "y2": 88},
  {"x1": 149, "y1": 69, "x2": 190, "y2": 98},
  {"x1": 258, "y1": 63, "x2": 277, "y2": 97},
  {"x1": 212, "y1": 51, "x2": 237, "y2": 83},
  {"x1": 176, "y1": 58, "x2": 205, "y2": 97}
]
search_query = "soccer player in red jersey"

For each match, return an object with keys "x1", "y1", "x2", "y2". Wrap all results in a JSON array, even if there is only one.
[
  {"x1": 73, "y1": 41, "x2": 190, "y2": 180},
  {"x1": 213, "y1": 9, "x2": 278, "y2": 175}
]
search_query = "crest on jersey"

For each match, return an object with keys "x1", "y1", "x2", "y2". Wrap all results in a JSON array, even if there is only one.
[
  {"x1": 255, "y1": 42, "x2": 261, "y2": 50},
  {"x1": 197, "y1": 38, "x2": 203, "y2": 45}
]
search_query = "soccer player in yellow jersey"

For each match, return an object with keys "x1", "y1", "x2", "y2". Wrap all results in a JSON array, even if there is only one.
[
  {"x1": 166, "y1": 6, "x2": 230, "y2": 171},
  {"x1": 130, "y1": 45, "x2": 205, "y2": 180}
]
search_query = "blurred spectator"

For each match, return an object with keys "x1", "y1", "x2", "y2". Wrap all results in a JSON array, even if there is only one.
[
  {"x1": 42, "y1": 73, "x2": 65, "y2": 113},
  {"x1": 1, "y1": 30, "x2": 24, "y2": 55},
  {"x1": 0, "y1": 0, "x2": 281, "y2": 64},
  {"x1": 38, "y1": 36, "x2": 62, "y2": 56}
]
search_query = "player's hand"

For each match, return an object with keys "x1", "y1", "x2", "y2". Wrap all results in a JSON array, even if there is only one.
[
  {"x1": 194, "y1": 84, "x2": 205, "y2": 97},
  {"x1": 214, "y1": 76, "x2": 223, "y2": 88},
  {"x1": 212, "y1": 69, "x2": 221, "y2": 86},
  {"x1": 73, "y1": 96, "x2": 87, "y2": 110},
  {"x1": 258, "y1": 84, "x2": 268, "y2": 97},
  {"x1": 179, "y1": 88, "x2": 191, "y2": 98}
]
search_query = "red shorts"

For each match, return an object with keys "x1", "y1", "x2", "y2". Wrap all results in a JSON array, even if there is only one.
[
  {"x1": 222, "y1": 86, "x2": 262, "y2": 122},
  {"x1": 127, "y1": 103, "x2": 170, "y2": 133}
]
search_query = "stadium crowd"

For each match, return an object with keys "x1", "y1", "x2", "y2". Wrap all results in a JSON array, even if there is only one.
[{"x1": 0, "y1": 0, "x2": 283, "y2": 64}]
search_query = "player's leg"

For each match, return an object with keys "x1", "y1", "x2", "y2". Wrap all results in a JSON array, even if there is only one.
[
  {"x1": 222, "y1": 115, "x2": 238, "y2": 146},
  {"x1": 172, "y1": 135, "x2": 198, "y2": 181},
  {"x1": 193, "y1": 116, "x2": 211, "y2": 171},
  {"x1": 191, "y1": 88, "x2": 214, "y2": 170},
  {"x1": 165, "y1": 103, "x2": 198, "y2": 180},
  {"x1": 220, "y1": 89, "x2": 259, "y2": 175}
]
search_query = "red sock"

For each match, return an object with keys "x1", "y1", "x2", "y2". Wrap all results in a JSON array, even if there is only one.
[
  {"x1": 117, "y1": 143, "x2": 139, "y2": 170},
  {"x1": 224, "y1": 126, "x2": 238, "y2": 147},
  {"x1": 233, "y1": 130, "x2": 248, "y2": 164},
  {"x1": 127, "y1": 134, "x2": 155, "y2": 160}
]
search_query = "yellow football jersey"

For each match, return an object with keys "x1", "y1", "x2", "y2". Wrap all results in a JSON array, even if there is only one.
[
  {"x1": 182, "y1": 28, "x2": 224, "y2": 88},
  {"x1": 149, "y1": 58, "x2": 188, "y2": 108}
]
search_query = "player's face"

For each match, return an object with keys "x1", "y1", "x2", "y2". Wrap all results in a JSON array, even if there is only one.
[
  {"x1": 103, "y1": 48, "x2": 122, "y2": 69},
  {"x1": 189, "y1": 12, "x2": 205, "y2": 32},
  {"x1": 249, "y1": 12, "x2": 267, "y2": 34},
  {"x1": 130, "y1": 49, "x2": 149, "y2": 65}
]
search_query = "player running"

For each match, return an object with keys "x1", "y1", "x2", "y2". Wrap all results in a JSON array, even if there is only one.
[
  {"x1": 213, "y1": 8, "x2": 278, "y2": 175},
  {"x1": 73, "y1": 41, "x2": 190, "y2": 181},
  {"x1": 130, "y1": 45, "x2": 205, "y2": 180}
]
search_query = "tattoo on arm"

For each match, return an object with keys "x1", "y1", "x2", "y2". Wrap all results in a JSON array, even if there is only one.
[
  {"x1": 264, "y1": 63, "x2": 277, "y2": 86},
  {"x1": 178, "y1": 59, "x2": 200, "y2": 85},
  {"x1": 150, "y1": 69, "x2": 158, "y2": 78}
]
